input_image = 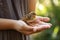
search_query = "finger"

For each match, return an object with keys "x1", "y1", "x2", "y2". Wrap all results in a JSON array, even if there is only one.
[
  {"x1": 26, "y1": 24, "x2": 52, "y2": 35},
  {"x1": 24, "y1": 23, "x2": 52, "y2": 35},
  {"x1": 33, "y1": 23, "x2": 52, "y2": 32},
  {"x1": 36, "y1": 16, "x2": 50, "y2": 22},
  {"x1": 26, "y1": 22, "x2": 52, "y2": 31},
  {"x1": 24, "y1": 26, "x2": 33, "y2": 31}
]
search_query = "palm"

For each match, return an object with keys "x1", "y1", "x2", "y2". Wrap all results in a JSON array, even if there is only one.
[{"x1": 19, "y1": 16, "x2": 52, "y2": 35}]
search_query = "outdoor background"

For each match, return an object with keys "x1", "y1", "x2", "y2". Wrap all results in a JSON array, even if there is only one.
[{"x1": 30, "y1": 0, "x2": 60, "y2": 40}]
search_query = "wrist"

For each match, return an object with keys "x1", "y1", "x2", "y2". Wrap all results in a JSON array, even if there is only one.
[
  {"x1": 8, "y1": 20, "x2": 18, "y2": 30},
  {"x1": 13, "y1": 20, "x2": 28, "y2": 31},
  {"x1": 13, "y1": 20, "x2": 26, "y2": 31}
]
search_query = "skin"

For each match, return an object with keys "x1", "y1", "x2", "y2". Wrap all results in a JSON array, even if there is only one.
[
  {"x1": 0, "y1": 0, "x2": 52, "y2": 35},
  {"x1": 28, "y1": 0, "x2": 36, "y2": 12},
  {"x1": 0, "y1": 16, "x2": 52, "y2": 35}
]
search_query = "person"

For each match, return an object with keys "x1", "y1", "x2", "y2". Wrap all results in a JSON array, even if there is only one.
[
  {"x1": 0, "y1": 16, "x2": 52, "y2": 35},
  {"x1": 0, "y1": 0, "x2": 52, "y2": 40}
]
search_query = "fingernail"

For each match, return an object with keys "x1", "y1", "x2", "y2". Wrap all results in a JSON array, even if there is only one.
[
  {"x1": 49, "y1": 23, "x2": 52, "y2": 26},
  {"x1": 46, "y1": 24, "x2": 52, "y2": 28}
]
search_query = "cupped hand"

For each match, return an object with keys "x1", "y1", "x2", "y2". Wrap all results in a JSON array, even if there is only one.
[{"x1": 14, "y1": 16, "x2": 52, "y2": 35}]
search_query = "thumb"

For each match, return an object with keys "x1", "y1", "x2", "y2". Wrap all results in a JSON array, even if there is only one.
[
  {"x1": 18, "y1": 20, "x2": 33, "y2": 31},
  {"x1": 24, "y1": 26, "x2": 33, "y2": 31},
  {"x1": 18, "y1": 20, "x2": 28, "y2": 27}
]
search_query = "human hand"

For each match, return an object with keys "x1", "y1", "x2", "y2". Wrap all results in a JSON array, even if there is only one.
[{"x1": 14, "y1": 16, "x2": 52, "y2": 35}]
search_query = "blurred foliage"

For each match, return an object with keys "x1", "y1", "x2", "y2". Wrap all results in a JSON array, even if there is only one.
[{"x1": 31, "y1": 0, "x2": 60, "y2": 40}]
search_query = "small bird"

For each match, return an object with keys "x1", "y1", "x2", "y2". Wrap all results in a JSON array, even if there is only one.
[{"x1": 21, "y1": 11, "x2": 36, "y2": 24}]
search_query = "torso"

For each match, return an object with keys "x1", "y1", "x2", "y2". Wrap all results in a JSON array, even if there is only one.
[{"x1": 0, "y1": 0, "x2": 29, "y2": 40}]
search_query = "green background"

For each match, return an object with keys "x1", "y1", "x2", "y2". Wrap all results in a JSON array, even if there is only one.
[{"x1": 31, "y1": 0, "x2": 60, "y2": 40}]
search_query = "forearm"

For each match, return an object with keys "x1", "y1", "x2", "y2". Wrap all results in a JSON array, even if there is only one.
[{"x1": 0, "y1": 18, "x2": 17, "y2": 30}]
